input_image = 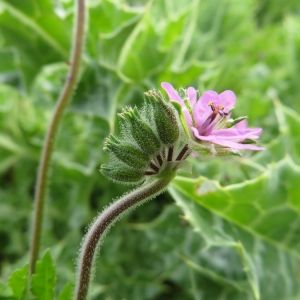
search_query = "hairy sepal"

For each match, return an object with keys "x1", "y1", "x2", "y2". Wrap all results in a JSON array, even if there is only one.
[
  {"x1": 144, "y1": 90, "x2": 179, "y2": 145},
  {"x1": 100, "y1": 164, "x2": 145, "y2": 185}
]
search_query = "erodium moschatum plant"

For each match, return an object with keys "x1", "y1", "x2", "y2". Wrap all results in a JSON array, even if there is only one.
[{"x1": 74, "y1": 85, "x2": 264, "y2": 300}]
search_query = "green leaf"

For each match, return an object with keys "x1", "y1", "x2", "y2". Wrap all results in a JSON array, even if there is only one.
[
  {"x1": 31, "y1": 250, "x2": 56, "y2": 300},
  {"x1": 89, "y1": 0, "x2": 143, "y2": 67},
  {"x1": 254, "y1": 99, "x2": 300, "y2": 165},
  {"x1": 170, "y1": 156, "x2": 300, "y2": 299},
  {"x1": 0, "y1": 280, "x2": 14, "y2": 300},
  {"x1": 0, "y1": 0, "x2": 70, "y2": 90},
  {"x1": 58, "y1": 282, "x2": 73, "y2": 300},
  {"x1": 8, "y1": 263, "x2": 28, "y2": 300}
]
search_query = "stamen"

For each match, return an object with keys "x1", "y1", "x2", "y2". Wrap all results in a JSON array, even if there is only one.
[
  {"x1": 156, "y1": 154, "x2": 163, "y2": 166},
  {"x1": 208, "y1": 101, "x2": 218, "y2": 114},
  {"x1": 176, "y1": 144, "x2": 189, "y2": 161},
  {"x1": 149, "y1": 162, "x2": 159, "y2": 173},
  {"x1": 167, "y1": 146, "x2": 173, "y2": 161},
  {"x1": 218, "y1": 108, "x2": 229, "y2": 117},
  {"x1": 144, "y1": 171, "x2": 157, "y2": 175}
]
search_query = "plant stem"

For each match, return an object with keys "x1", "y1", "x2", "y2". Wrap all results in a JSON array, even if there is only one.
[
  {"x1": 29, "y1": 0, "x2": 86, "y2": 274},
  {"x1": 74, "y1": 175, "x2": 175, "y2": 300}
]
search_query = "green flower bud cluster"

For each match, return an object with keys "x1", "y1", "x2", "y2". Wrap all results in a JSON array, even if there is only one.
[
  {"x1": 144, "y1": 90, "x2": 179, "y2": 146},
  {"x1": 101, "y1": 90, "x2": 184, "y2": 185}
]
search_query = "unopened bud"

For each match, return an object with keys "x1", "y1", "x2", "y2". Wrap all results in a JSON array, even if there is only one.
[
  {"x1": 101, "y1": 164, "x2": 145, "y2": 184},
  {"x1": 119, "y1": 108, "x2": 161, "y2": 155},
  {"x1": 104, "y1": 135, "x2": 149, "y2": 169},
  {"x1": 145, "y1": 91, "x2": 179, "y2": 145}
]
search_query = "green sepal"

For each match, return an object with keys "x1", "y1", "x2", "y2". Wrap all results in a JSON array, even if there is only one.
[
  {"x1": 145, "y1": 91, "x2": 179, "y2": 145},
  {"x1": 226, "y1": 116, "x2": 248, "y2": 128},
  {"x1": 190, "y1": 141, "x2": 242, "y2": 157},
  {"x1": 119, "y1": 108, "x2": 161, "y2": 155},
  {"x1": 104, "y1": 134, "x2": 149, "y2": 169},
  {"x1": 170, "y1": 101, "x2": 192, "y2": 138},
  {"x1": 241, "y1": 138, "x2": 258, "y2": 144},
  {"x1": 190, "y1": 141, "x2": 211, "y2": 155},
  {"x1": 101, "y1": 164, "x2": 145, "y2": 184},
  {"x1": 215, "y1": 147, "x2": 242, "y2": 157}
]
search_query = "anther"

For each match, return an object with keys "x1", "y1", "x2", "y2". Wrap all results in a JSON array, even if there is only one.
[{"x1": 208, "y1": 102, "x2": 217, "y2": 114}]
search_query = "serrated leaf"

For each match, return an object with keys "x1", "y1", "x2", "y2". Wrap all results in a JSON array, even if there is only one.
[
  {"x1": 58, "y1": 282, "x2": 73, "y2": 300},
  {"x1": 31, "y1": 250, "x2": 56, "y2": 300},
  {"x1": 170, "y1": 156, "x2": 300, "y2": 299},
  {"x1": 8, "y1": 263, "x2": 28, "y2": 300},
  {"x1": 0, "y1": 0, "x2": 70, "y2": 90},
  {"x1": 0, "y1": 280, "x2": 14, "y2": 300},
  {"x1": 254, "y1": 99, "x2": 300, "y2": 165}
]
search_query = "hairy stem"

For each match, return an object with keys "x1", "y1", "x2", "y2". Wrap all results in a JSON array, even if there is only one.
[
  {"x1": 74, "y1": 175, "x2": 175, "y2": 300},
  {"x1": 29, "y1": 0, "x2": 86, "y2": 274}
]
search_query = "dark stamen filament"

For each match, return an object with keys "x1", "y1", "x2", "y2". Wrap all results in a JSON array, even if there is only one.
[
  {"x1": 167, "y1": 146, "x2": 173, "y2": 161},
  {"x1": 149, "y1": 162, "x2": 159, "y2": 173},
  {"x1": 144, "y1": 171, "x2": 157, "y2": 175},
  {"x1": 156, "y1": 154, "x2": 163, "y2": 166},
  {"x1": 176, "y1": 144, "x2": 189, "y2": 161}
]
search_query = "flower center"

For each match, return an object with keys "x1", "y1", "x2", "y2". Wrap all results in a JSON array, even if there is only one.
[
  {"x1": 208, "y1": 102, "x2": 229, "y2": 117},
  {"x1": 199, "y1": 102, "x2": 229, "y2": 136}
]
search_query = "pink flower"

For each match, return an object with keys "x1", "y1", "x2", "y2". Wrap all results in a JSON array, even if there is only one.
[{"x1": 161, "y1": 82, "x2": 264, "y2": 151}]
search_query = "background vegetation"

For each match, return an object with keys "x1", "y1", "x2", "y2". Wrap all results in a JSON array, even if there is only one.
[{"x1": 1, "y1": 0, "x2": 300, "y2": 299}]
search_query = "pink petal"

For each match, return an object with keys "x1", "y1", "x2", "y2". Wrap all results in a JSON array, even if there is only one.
[
  {"x1": 191, "y1": 127, "x2": 219, "y2": 142},
  {"x1": 193, "y1": 90, "x2": 218, "y2": 126},
  {"x1": 161, "y1": 82, "x2": 185, "y2": 106},
  {"x1": 191, "y1": 127, "x2": 265, "y2": 151},
  {"x1": 234, "y1": 119, "x2": 248, "y2": 129},
  {"x1": 186, "y1": 87, "x2": 197, "y2": 106},
  {"x1": 209, "y1": 140, "x2": 265, "y2": 150},
  {"x1": 211, "y1": 128, "x2": 262, "y2": 141},
  {"x1": 218, "y1": 90, "x2": 236, "y2": 111}
]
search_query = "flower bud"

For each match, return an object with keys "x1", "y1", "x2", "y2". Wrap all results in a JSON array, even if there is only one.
[
  {"x1": 104, "y1": 134, "x2": 149, "y2": 169},
  {"x1": 119, "y1": 107, "x2": 161, "y2": 156},
  {"x1": 101, "y1": 164, "x2": 145, "y2": 184},
  {"x1": 145, "y1": 90, "x2": 179, "y2": 145}
]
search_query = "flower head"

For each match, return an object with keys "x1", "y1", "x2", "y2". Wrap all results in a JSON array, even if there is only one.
[{"x1": 161, "y1": 82, "x2": 264, "y2": 152}]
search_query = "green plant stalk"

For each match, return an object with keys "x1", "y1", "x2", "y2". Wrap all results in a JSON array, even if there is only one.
[
  {"x1": 74, "y1": 174, "x2": 176, "y2": 300},
  {"x1": 29, "y1": 0, "x2": 86, "y2": 274}
]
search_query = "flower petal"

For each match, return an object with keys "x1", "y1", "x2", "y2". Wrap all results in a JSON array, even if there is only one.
[
  {"x1": 191, "y1": 127, "x2": 265, "y2": 150},
  {"x1": 161, "y1": 82, "x2": 185, "y2": 106},
  {"x1": 234, "y1": 119, "x2": 247, "y2": 129},
  {"x1": 208, "y1": 140, "x2": 265, "y2": 150},
  {"x1": 193, "y1": 90, "x2": 218, "y2": 126},
  {"x1": 211, "y1": 128, "x2": 262, "y2": 141},
  {"x1": 218, "y1": 90, "x2": 236, "y2": 111},
  {"x1": 186, "y1": 87, "x2": 197, "y2": 106}
]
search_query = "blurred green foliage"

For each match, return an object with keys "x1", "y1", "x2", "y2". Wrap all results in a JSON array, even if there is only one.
[{"x1": 0, "y1": 0, "x2": 300, "y2": 299}]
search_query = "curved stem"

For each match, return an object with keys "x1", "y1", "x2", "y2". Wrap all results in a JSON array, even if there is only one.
[
  {"x1": 29, "y1": 0, "x2": 86, "y2": 274},
  {"x1": 74, "y1": 175, "x2": 175, "y2": 300}
]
